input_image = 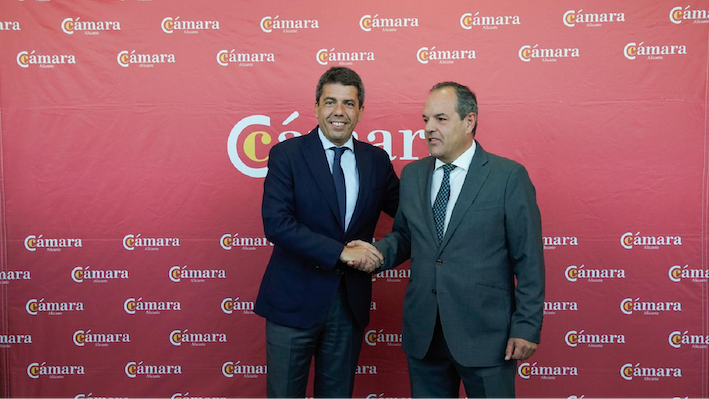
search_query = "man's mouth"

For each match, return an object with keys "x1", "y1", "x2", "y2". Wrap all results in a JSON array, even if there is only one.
[{"x1": 331, "y1": 121, "x2": 346, "y2": 127}]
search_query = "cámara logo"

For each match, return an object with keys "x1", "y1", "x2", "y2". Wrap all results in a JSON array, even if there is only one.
[
  {"x1": 0, "y1": 21, "x2": 21, "y2": 31},
  {"x1": 371, "y1": 267, "x2": 410, "y2": 283},
  {"x1": 544, "y1": 301, "x2": 578, "y2": 315},
  {"x1": 620, "y1": 232, "x2": 683, "y2": 249},
  {"x1": 518, "y1": 362, "x2": 578, "y2": 380},
  {"x1": 123, "y1": 234, "x2": 180, "y2": 251},
  {"x1": 668, "y1": 330, "x2": 709, "y2": 349},
  {"x1": 543, "y1": 235, "x2": 578, "y2": 250},
  {"x1": 222, "y1": 361, "x2": 267, "y2": 378},
  {"x1": 359, "y1": 14, "x2": 418, "y2": 32},
  {"x1": 170, "y1": 329, "x2": 227, "y2": 346},
  {"x1": 161, "y1": 17, "x2": 220, "y2": 34},
  {"x1": 124, "y1": 298, "x2": 181, "y2": 315},
  {"x1": 460, "y1": 12, "x2": 520, "y2": 30},
  {"x1": 117, "y1": 51, "x2": 175, "y2": 68},
  {"x1": 0, "y1": 334, "x2": 32, "y2": 348},
  {"x1": 17, "y1": 51, "x2": 76, "y2": 69},
  {"x1": 365, "y1": 329, "x2": 402, "y2": 347},
  {"x1": 61, "y1": 17, "x2": 120, "y2": 35},
  {"x1": 519, "y1": 44, "x2": 579, "y2": 62},
  {"x1": 620, "y1": 297, "x2": 682, "y2": 315},
  {"x1": 28, "y1": 362, "x2": 84, "y2": 379},
  {"x1": 26, "y1": 298, "x2": 84, "y2": 316},
  {"x1": 623, "y1": 43, "x2": 687, "y2": 61},
  {"x1": 316, "y1": 48, "x2": 375, "y2": 66},
  {"x1": 416, "y1": 46, "x2": 476, "y2": 65},
  {"x1": 169, "y1": 265, "x2": 226, "y2": 283},
  {"x1": 668, "y1": 264, "x2": 708, "y2": 282},
  {"x1": 221, "y1": 297, "x2": 255, "y2": 314},
  {"x1": 669, "y1": 6, "x2": 709, "y2": 24},
  {"x1": 620, "y1": 363, "x2": 682, "y2": 381},
  {"x1": 125, "y1": 361, "x2": 182, "y2": 379},
  {"x1": 72, "y1": 266, "x2": 128, "y2": 283},
  {"x1": 0, "y1": 270, "x2": 30, "y2": 284},
  {"x1": 24, "y1": 235, "x2": 82, "y2": 251},
  {"x1": 227, "y1": 112, "x2": 424, "y2": 178},
  {"x1": 73, "y1": 330, "x2": 130, "y2": 347},
  {"x1": 220, "y1": 233, "x2": 273, "y2": 250},
  {"x1": 565, "y1": 330, "x2": 625, "y2": 348},
  {"x1": 562, "y1": 9, "x2": 625, "y2": 27},
  {"x1": 565, "y1": 264, "x2": 625, "y2": 282},
  {"x1": 216, "y1": 50, "x2": 275, "y2": 67},
  {"x1": 260, "y1": 15, "x2": 318, "y2": 33}
]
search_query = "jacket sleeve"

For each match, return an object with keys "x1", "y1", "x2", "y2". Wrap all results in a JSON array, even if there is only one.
[{"x1": 504, "y1": 164, "x2": 545, "y2": 343}]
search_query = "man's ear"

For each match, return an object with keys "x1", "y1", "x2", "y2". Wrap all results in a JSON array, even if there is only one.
[{"x1": 466, "y1": 112, "x2": 477, "y2": 134}]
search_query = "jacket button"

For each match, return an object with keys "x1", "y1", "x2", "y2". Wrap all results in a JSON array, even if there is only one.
[
  {"x1": 335, "y1": 269, "x2": 343, "y2": 275},
  {"x1": 436, "y1": 259, "x2": 442, "y2": 265},
  {"x1": 432, "y1": 289, "x2": 437, "y2": 295}
]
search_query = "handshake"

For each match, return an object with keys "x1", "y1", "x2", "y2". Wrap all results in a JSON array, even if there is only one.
[{"x1": 339, "y1": 240, "x2": 383, "y2": 273}]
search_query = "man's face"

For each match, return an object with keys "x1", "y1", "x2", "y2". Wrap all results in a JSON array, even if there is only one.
[
  {"x1": 315, "y1": 83, "x2": 364, "y2": 146},
  {"x1": 423, "y1": 88, "x2": 476, "y2": 164}
]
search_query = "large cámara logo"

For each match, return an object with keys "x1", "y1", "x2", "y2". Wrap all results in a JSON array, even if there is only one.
[
  {"x1": 0, "y1": 21, "x2": 21, "y2": 31},
  {"x1": 359, "y1": 14, "x2": 418, "y2": 32},
  {"x1": 416, "y1": 46, "x2": 476, "y2": 65},
  {"x1": 562, "y1": 9, "x2": 625, "y2": 27},
  {"x1": 565, "y1": 330, "x2": 625, "y2": 347},
  {"x1": 216, "y1": 50, "x2": 275, "y2": 67},
  {"x1": 125, "y1": 361, "x2": 182, "y2": 379},
  {"x1": 72, "y1": 266, "x2": 128, "y2": 283},
  {"x1": 26, "y1": 298, "x2": 84, "y2": 316},
  {"x1": 623, "y1": 43, "x2": 687, "y2": 61},
  {"x1": 669, "y1": 6, "x2": 709, "y2": 24},
  {"x1": 227, "y1": 112, "x2": 424, "y2": 178},
  {"x1": 17, "y1": 50, "x2": 76, "y2": 69},
  {"x1": 170, "y1": 329, "x2": 227, "y2": 346},
  {"x1": 220, "y1": 233, "x2": 273, "y2": 250},
  {"x1": 124, "y1": 297, "x2": 181, "y2": 315},
  {"x1": 24, "y1": 234, "x2": 82, "y2": 251},
  {"x1": 221, "y1": 297, "x2": 255, "y2": 314},
  {"x1": 123, "y1": 234, "x2": 180, "y2": 251},
  {"x1": 28, "y1": 362, "x2": 85, "y2": 379},
  {"x1": 222, "y1": 361, "x2": 267, "y2": 378},
  {"x1": 0, "y1": 270, "x2": 31, "y2": 284},
  {"x1": 73, "y1": 329, "x2": 130, "y2": 347}
]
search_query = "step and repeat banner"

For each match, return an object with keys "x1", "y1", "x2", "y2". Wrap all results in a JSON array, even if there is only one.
[{"x1": 1, "y1": 0, "x2": 708, "y2": 397}]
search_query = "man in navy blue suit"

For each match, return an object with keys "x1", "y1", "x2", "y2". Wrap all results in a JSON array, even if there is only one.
[{"x1": 255, "y1": 67, "x2": 399, "y2": 398}]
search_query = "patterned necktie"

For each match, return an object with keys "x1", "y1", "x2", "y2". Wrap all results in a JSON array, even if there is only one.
[
  {"x1": 432, "y1": 164, "x2": 456, "y2": 243},
  {"x1": 331, "y1": 147, "x2": 348, "y2": 229}
]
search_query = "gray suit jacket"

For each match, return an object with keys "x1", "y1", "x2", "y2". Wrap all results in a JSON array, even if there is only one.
[{"x1": 375, "y1": 142, "x2": 545, "y2": 367}]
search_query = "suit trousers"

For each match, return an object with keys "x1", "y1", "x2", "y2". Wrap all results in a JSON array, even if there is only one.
[
  {"x1": 265, "y1": 281, "x2": 363, "y2": 398},
  {"x1": 407, "y1": 313, "x2": 516, "y2": 398}
]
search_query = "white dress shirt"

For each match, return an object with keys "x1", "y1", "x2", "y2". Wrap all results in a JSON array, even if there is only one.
[
  {"x1": 430, "y1": 141, "x2": 477, "y2": 235},
  {"x1": 318, "y1": 129, "x2": 360, "y2": 231}
]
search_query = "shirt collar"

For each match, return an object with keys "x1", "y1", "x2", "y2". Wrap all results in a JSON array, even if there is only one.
[
  {"x1": 318, "y1": 127, "x2": 355, "y2": 151},
  {"x1": 434, "y1": 140, "x2": 477, "y2": 171}
]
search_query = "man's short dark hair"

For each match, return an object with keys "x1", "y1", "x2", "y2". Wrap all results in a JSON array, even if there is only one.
[
  {"x1": 315, "y1": 67, "x2": 365, "y2": 108},
  {"x1": 431, "y1": 81, "x2": 478, "y2": 135}
]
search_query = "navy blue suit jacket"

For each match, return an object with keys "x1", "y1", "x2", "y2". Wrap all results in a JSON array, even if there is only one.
[{"x1": 255, "y1": 127, "x2": 399, "y2": 329}]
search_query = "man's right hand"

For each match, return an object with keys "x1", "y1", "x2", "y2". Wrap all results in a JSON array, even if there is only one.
[{"x1": 340, "y1": 241, "x2": 383, "y2": 273}]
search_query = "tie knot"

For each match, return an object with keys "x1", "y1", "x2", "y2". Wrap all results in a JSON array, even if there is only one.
[
  {"x1": 442, "y1": 164, "x2": 456, "y2": 175},
  {"x1": 332, "y1": 147, "x2": 348, "y2": 160}
]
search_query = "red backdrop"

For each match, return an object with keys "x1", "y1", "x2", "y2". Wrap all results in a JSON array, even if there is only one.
[{"x1": 1, "y1": 0, "x2": 708, "y2": 397}]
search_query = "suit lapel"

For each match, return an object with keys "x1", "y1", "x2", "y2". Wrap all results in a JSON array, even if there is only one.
[
  {"x1": 301, "y1": 127, "x2": 342, "y2": 229},
  {"x1": 439, "y1": 143, "x2": 490, "y2": 252},
  {"x1": 418, "y1": 157, "x2": 439, "y2": 244},
  {"x1": 348, "y1": 139, "x2": 371, "y2": 233}
]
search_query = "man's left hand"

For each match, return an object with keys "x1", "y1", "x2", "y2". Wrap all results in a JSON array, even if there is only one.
[{"x1": 504, "y1": 338, "x2": 537, "y2": 361}]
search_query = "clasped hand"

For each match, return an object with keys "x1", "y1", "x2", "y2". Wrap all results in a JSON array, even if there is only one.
[{"x1": 338, "y1": 240, "x2": 382, "y2": 273}]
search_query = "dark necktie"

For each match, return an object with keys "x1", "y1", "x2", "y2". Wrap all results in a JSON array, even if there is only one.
[
  {"x1": 331, "y1": 147, "x2": 347, "y2": 229},
  {"x1": 432, "y1": 164, "x2": 456, "y2": 243}
]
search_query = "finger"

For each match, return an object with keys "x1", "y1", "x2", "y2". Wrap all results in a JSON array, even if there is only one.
[{"x1": 504, "y1": 340, "x2": 514, "y2": 361}]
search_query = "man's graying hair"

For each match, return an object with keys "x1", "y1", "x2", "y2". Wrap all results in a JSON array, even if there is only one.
[
  {"x1": 315, "y1": 67, "x2": 365, "y2": 108},
  {"x1": 431, "y1": 82, "x2": 478, "y2": 136}
]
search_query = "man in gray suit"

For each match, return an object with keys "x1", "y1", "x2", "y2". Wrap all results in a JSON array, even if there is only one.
[{"x1": 350, "y1": 82, "x2": 544, "y2": 397}]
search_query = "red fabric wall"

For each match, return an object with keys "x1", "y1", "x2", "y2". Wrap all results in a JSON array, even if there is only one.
[{"x1": 1, "y1": 0, "x2": 708, "y2": 397}]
